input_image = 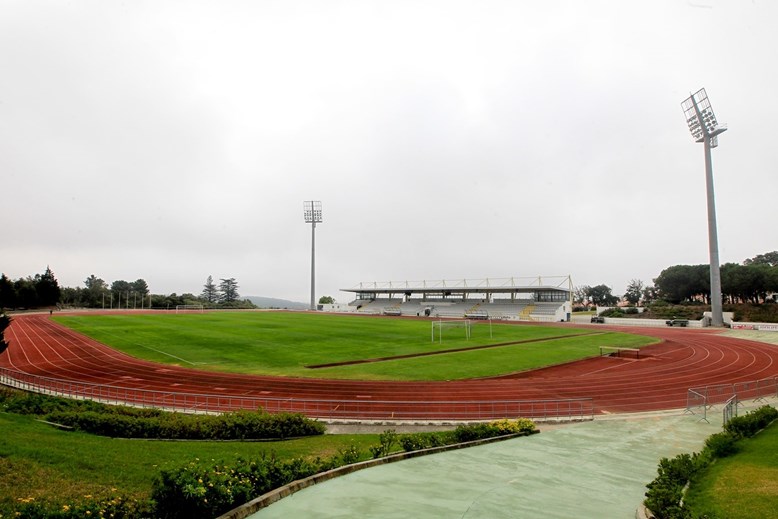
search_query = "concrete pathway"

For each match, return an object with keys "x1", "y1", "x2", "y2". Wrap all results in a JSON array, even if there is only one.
[{"x1": 250, "y1": 411, "x2": 728, "y2": 518}]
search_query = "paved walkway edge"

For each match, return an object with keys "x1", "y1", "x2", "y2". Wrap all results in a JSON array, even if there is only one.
[{"x1": 215, "y1": 431, "x2": 538, "y2": 519}]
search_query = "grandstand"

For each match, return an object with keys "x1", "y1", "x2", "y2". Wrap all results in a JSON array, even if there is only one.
[{"x1": 340, "y1": 276, "x2": 573, "y2": 322}]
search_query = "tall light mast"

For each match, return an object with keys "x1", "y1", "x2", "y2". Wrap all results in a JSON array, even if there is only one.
[
  {"x1": 681, "y1": 88, "x2": 727, "y2": 326},
  {"x1": 303, "y1": 201, "x2": 323, "y2": 311}
]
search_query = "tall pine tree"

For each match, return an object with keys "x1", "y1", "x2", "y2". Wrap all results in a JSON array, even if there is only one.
[{"x1": 201, "y1": 276, "x2": 218, "y2": 304}]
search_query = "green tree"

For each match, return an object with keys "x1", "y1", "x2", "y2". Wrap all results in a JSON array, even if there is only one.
[
  {"x1": 766, "y1": 266, "x2": 778, "y2": 296},
  {"x1": 0, "y1": 313, "x2": 10, "y2": 355},
  {"x1": 111, "y1": 280, "x2": 132, "y2": 308},
  {"x1": 744, "y1": 251, "x2": 778, "y2": 267},
  {"x1": 201, "y1": 275, "x2": 218, "y2": 304},
  {"x1": 59, "y1": 286, "x2": 82, "y2": 307},
  {"x1": 84, "y1": 275, "x2": 108, "y2": 308},
  {"x1": 642, "y1": 284, "x2": 658, "y2": 305},
  {"x1": 34, "y1": 266, "x2": 61, "y2": 307},
  {"x1": 0, "y1": 274, "x2": 16, "y2": 309},
  {"x1": 219, "y1": 278, "x2": 239, "y2": 304},
  {"x1": 14, "y1": 277, "x2": 37, "y2": 308},
  {"x1": 573, "y1": 285, "x2": 590, "y2": 306},
  {"x1": 586, "y1": 284, "x2": 618, "y2": 306},
  {"x1": 318, "y1": 295, "x2": 335, "y2": 305},
  {"x1": 623, "y1": 279, "x2": 644, "y2": 306},
  {"x1": 153, "y1": 293, "x2": 184, "y2": 309},
  {"x1": 722, "y1": 263, "x2": 770, "y2": 304},
  {"x1": 654, "y1": 265, "x2": 708, "y2": 304},
  {"x1": 131, "y1": 279, "x2": 149, "y2": 297}
]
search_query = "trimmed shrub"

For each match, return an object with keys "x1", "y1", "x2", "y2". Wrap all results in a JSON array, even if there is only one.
[
  {"x1": 644, "y1": 454, "x2": 698, "y2": 519},
  {"x1": 645, "y1": 405, "x2": 777, "y2": 518},
  {"x1": 490, "y1": 418, "x2": 537, "y2": 434},
  {"x1": 152, "y1": 455, "x2": 325, "y2": 519},
  {"x1": 370, "y1": 429, "x2": 398, "y2": 458},
  {"x1": 398, "y1": 431, "x2": 456, "y2": 452},
  {"x1": 337, "y1": 445, "x2": 361, "y2": 465},
  {"x1": 0, "y1": 390, "x2": 114, "y2": 416},
  {"x1": 454, "y1": 418, "x2": 537, "y2": 443},
  {"x1": 43, "y1": 408, "x2": 325, "y2": 440},
  {"x1": 454, "y1": 423, "x2": 498, "y2": 442},
  {"x1": 2, "y1": 390, "x2": 325, "y2": 441},
  {"x1": 724, "y1": 405, "x2": 778, "y2": 439},
  {"x1": 400, "y1": 433, "x2": 431, "y2": 452},
  {"x1": 703, "y1": 431, "x2": 738, "y2": 458}
]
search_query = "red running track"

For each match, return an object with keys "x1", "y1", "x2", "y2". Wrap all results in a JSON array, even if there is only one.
[{"x1": 2, "y1": 314, "x2": 778, "y2": 416}]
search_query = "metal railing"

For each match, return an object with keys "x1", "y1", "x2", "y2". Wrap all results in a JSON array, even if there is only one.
[
  {"x1": 723, "y1": 395, "x2": 738, "y2": 425},
  {"x1": 686, "y1": 376, "x2": 778, "y2": 423},
  {"x1": 0, "y1": 367, "x2": 593, "y2": 422}
]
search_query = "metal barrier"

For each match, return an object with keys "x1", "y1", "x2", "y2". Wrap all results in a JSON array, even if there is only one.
[
  {"x1": 0, "y1": 367, "x2": 594, "y2": 422},
  {"x1": 723, "y1": 395, "x2": 738, "y2": 425},
  {"x1": 687, "y1": 376, "x2": 778, "y2": 423}
]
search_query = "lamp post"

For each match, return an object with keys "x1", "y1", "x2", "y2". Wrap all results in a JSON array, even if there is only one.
[
  {"x1": 303, "y1": 201, "x2": 323, "y2": 311},
  {"x1": 681, "y1": 88, "x2": 727, "y2": 326}
]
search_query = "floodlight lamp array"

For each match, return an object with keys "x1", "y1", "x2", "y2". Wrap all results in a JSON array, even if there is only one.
[
  {"x1": 303, "y1": 200, "x2": 323, "y2": 223},
  {"x1": 681, "y1": 88, "x2": 722, "y2": 142}
]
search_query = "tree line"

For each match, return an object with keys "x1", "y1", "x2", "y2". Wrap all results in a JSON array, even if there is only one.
[
  {"x1": 0, "y1": 267, "x2": 61, "y2": 309},
  {"x1": 0, "y1": 268, "x2": 254, "y2": 310},
  {"x1": 653, "y1": 261, "x2": 778, "y2": 305},
  {"x1": 5, "y1": 251, "x2": 777, "y2": 312},
  {"x1": 576, "y1": 251, "x2": 778, "y2": 307}
]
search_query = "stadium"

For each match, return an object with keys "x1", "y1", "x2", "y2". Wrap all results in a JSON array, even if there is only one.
[
  {"x1": 2, "y1": 276, "x2": 777, "y2": 422},
  {"x1": 2, "y1": 275, "x2": 778, "y2": 518},
  {"x1": 340, "y1": 275, "x2": 573, "y2": 322}
]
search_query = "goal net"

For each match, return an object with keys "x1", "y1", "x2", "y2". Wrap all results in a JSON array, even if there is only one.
[
  {"x1": 175, "y1": 304, "x2": 205, "y2": 314},
  {"x1": 431, "y1": 320, "x2": 472, "y2": 343}
]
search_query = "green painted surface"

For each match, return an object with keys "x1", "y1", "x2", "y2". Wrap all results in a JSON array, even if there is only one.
[{"x1": 251, "y1": 413, "x2": 725, "y2": 518}]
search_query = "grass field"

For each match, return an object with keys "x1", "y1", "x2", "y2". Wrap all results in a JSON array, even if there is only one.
[
  {"x1": 54, "y1": 311, "x2": 657, "y2": 380},
  {"x1": 0, "y1": 411, "x2": 383, "y2": 515},
  {"x1": 684, "y1": 420, "x2": 778, "y2": 518}
]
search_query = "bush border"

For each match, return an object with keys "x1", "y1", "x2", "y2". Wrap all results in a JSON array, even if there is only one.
[
  {"x1": 217, "y1": 430, "x2": 538, "y2": 519},
  {"x1": 641, "y1": 405, "x2": 777, "y2": 519}
]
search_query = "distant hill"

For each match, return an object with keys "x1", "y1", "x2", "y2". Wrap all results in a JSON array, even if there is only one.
[{"x1": 246, "y1": 296, "x2": 308, "y2": 310}]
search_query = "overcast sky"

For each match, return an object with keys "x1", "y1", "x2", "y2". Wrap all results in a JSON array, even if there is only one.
[{"x1": 2, "y1": 0, "x2": 776, "y2": 303}]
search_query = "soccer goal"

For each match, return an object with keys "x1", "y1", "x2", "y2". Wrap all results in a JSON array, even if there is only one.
[
  {"x1": 175, "y1": 304, "x2": 205, "y2": 313},
  {"x1": 431, "y1": 319, "x2": 472, "y2": 343}
]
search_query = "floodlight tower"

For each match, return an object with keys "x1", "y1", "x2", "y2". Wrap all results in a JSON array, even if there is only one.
[
  {"x1": 681, "y1": 88, "x2": 727, "y2": 327},
  {"x1": 303, "y1": 201, "x2": 323, "y2": 311}
]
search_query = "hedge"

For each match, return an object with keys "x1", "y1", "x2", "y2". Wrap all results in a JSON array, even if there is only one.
[
  {"x1": 644, "y1": 405, "x2": 777, "y2": 519},
  {"x1": 1, "y1": 388, "x2": 325, "y2": 440},
  {"x1": 44, "y1": 409, "x2": 325, "y2": 440}
]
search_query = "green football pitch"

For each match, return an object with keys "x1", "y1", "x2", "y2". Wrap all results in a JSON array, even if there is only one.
[{"x1": 53, "y1": 311, "x2": 657, "y2": 381}]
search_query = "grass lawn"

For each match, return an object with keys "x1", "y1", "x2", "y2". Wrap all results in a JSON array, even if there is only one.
[
  {"x1": 53, "y1": 312, "x2": 657, "y2": 380},
  {"x1": 0, "y1": 411, "x2": 383, "y2": 515},
  {"x1": 684, "y1": 420, "x2": 778, "y2": 518}
]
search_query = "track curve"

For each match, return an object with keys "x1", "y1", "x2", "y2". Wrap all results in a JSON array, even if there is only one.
[{"x1": 2, "y1": 314, "x2": 778, "y2": 416}]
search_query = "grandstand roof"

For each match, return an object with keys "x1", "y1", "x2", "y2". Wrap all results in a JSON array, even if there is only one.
[{"x1": 342, "y1": 276, "x2": 572, "y2": 297}]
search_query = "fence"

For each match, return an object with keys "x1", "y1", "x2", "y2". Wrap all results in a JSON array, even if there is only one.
[
  {"x1": 0, "y1": 367, "x2": 593, "y2": 422},
  {"x1": 723, "y1": 395, "x2": 738, "y2": 425},
  {"x1": 686, "y1": 376, "x2": 778, "y2": 423}
]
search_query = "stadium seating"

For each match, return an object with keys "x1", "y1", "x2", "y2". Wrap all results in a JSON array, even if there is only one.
[{"x1": 348, "y1": 297, "x2": 566, "y2": 321}]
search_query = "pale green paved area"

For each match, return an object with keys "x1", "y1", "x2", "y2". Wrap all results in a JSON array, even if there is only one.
[
  {"x1": 252, "y1": 411, "x2": 730, "y2": 519},
  {"x1": 723, "y1": 329, "x2": 778, "y2": 345}
]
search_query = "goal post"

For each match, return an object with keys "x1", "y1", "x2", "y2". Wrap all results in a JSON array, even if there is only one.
[
  {"x1": 431, "y1": 319, "x2": 472, "y2": 343},
  {"x1": 175, "y1": 304, "x2": 205, "y2": 314}
]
